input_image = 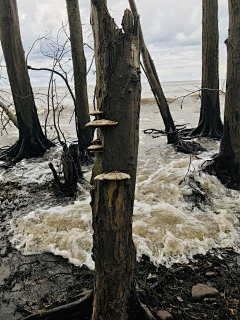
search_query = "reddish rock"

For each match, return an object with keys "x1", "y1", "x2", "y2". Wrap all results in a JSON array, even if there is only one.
[
  {"x1": 192, "y1": 283, "x2": 218, "y2": 301},
  {"x1": 156, "y1": 310, "x2": 173, "y2": 320}
]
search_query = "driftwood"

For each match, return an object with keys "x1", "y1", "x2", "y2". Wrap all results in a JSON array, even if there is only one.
[{"x1": 0, "y1": 101, "x2": 18, "y2": 128}]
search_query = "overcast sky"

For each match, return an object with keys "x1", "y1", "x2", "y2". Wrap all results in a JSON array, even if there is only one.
[{"x1": 6, "y1": 1, "x2": 229, "y2": 87}]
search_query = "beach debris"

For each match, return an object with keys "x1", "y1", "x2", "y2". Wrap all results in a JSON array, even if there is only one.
[
  {"x1": 192, "y1": 284, "x2": 218, "y2": 301},
  {"x1": 205, "y1": 271, "x2": 215, "y2": 278}
]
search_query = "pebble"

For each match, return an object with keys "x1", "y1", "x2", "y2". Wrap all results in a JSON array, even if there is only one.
[
  {"x1": 205, "y1": 271, "x2": 215, "y2": 278},
  {"x1": 156, "y1": 310, "x2": 173, "y2": 320},
  {"x1": 192, "y1": 283, "x2": 218, "y2": 301}
]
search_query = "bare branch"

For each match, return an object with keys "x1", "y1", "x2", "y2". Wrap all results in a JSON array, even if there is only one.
[{"x1": 0, "y1": 100, "x2": 18, "y2": 128}]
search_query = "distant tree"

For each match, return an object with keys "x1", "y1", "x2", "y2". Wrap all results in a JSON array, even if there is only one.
[
  {"x1": 65, "y1": 0, "x2": 93, "y2": 155},
  {"x1": 90, "y1": 1, "x2": 155, "y2": 319},
  {"x1": 0, "y1": 0, "x2": 54, "y2": 162},
  {"x1": 206, "y1": 0, "x2": 240, "y2": 184},
  {"x1": 190, "y1": 0, "x2": 223, "y2": 138}
]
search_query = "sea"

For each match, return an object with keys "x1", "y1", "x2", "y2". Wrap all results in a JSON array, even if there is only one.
[{"x1": 0, "y1": 80, "x2": 239, "y2": 270}]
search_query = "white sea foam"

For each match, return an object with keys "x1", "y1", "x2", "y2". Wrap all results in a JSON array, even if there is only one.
[
  {"x1": 0, "y1": 147, "x2": 62, "y2": 184},
  {"x1": 10, "y1": 199, "x2": 94, "y2": 269},
  {"x1": 133, "y1": 139, "x2": 240, "y2": 266},
  {"x1": 6, "y1": 81, "x2": 240, "y2": 269},
  {"x1": 9, "y1": 136, "x2": 240, "y2": 269}
]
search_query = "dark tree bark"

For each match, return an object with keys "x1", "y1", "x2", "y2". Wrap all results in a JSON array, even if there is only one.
[
  {"x1": 0, "y1": 0, "x2": 54, "y2": 162},
  {"x1": 128, "y1": 0, "x2": 178, "y2": 144},
  {"x1": 65, "y1": 0, "x2": 93, "y2": 155},
  {"x1": 190, "y1": 0, "x2": 223, "y2": 139},
  {"x1": 90, "y1": 2, "x2": 155, "y2": 319},
  {"x1": 205, "y1": 0, "x2": 240, "y2": 184}
]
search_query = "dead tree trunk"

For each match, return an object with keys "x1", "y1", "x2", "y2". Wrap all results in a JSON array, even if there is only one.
[
  {"x1": 0, "y1": 0, "x2": 54, "y2": 162},
  {"x1": 190, "y1": 0, "x2": 223, "y2": 138},
  {"x1": 66, "y1": 0, "x2": 93, "y2": 156},
  {"x1": 205, "y1": 0, "x2": 240, "y2": 185},
  {"x1": 90, "y1": 2, "x2": 155, "y2": 319},
  {"x1": 128, "y1": 0, "x2": 177, "y2": 144}
]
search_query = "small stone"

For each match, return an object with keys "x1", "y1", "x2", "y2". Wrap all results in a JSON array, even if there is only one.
[
  {"x1": 177, "y1": 296, "x2": 183, "y2": 302},
  {"x1": 156, "y1": 310, "x2": 173, "y2": 320},
  {"x1": 205, "y1": 271, "x2": 215, "y2": 278},
  {"x1": 229, "y1": 299, "x2": 239, "y2": 305},
  {"x1": 192, "y1": 284, "x2": 218, "y2": 301}
]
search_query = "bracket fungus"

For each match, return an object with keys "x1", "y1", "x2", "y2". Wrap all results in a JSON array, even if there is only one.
[
  {"x1": 91, "y1": 139, "x2": 101, "y2": 145},
  {"x1": 94, "y1": 171, "x2": 131, "y2": 181},
  {"x1": 85, "y1": 119, "x2": 118, "y2": 128},
  {"x1": 87, "y1": 144, "x2": 103, "y2": 153},
  {"x1": 89, "y1": 110, "x2": 104, "y2": 116}
]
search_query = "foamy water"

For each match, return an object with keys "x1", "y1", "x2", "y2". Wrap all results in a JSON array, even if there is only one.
[{"x1": 1, "y1": 81, "x2": 239, "y2": 269}]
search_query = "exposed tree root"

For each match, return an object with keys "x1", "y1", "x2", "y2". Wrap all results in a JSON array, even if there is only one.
[
  {"x1": 203, "y1": 155, "x2": 240, "y2": 190},
  {"x1": 188, "y1": 119, "x2": 223, "y2": 139},
  {"x1": 22, "y1": 290, "x2": 93, "y2": 320},
  {"x1": 174, "y1": 139, "x2": 206, "y2": 155},
  {"x1": 143, "y1": 128, "x2": 206, "y2": 154},
  {"x1": 0, "y1": 136, "x2": 54, "y2": 163},
  {"x1": 127, "y1": 288, "x2": 157, "y2": 320},
  {"x1": 20, "y1": 288, "x2": 157, "y2": 320}
]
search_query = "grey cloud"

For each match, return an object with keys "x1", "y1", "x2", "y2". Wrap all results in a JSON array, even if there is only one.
[{"x1": 4, "y1": 0, "x2": 228, "y2": 85}]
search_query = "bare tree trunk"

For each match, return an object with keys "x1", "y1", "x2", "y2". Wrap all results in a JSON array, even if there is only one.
[
  {"x1": 0, "y1": 0, "x2": 54, "y2": 162},
  {"x1": 190, "y1": 0, "x2": 223, "y2": 139},
  {"x1": 65, "y1": 0, "x2": 93, "y2": 155},
  {"x1": 90, "y1": 2, "x2": 155, "y2": 319},
  {"x1": 128, "y1": 0, "x2": 177, "y2": 144},
  {"x1": 206, "y1": 0, "x2": 240, "y2": 184}
]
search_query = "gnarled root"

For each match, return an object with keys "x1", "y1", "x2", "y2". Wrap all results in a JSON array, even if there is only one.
[
  {"x1": 22, "y1": 290, "x2": 93, "y2": 320},
  {"x1": 0, "y1": 136, "x2": 54, "y2": 163},
  {"x1": 174, "y1": 139, "x2": 206, "y2": 155},
  {"x1": 143, "y1": 128, "x2": 206, "y2": 155},
  {"x1": 127, "y1": 288, "x2": 157, "y2": 320},
  {"x1": 203, "y1": 155, "x2": 240, "y2": 190},
  {"x1": 188, "y1": 120, "x2": 223, "y2": 139}
]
